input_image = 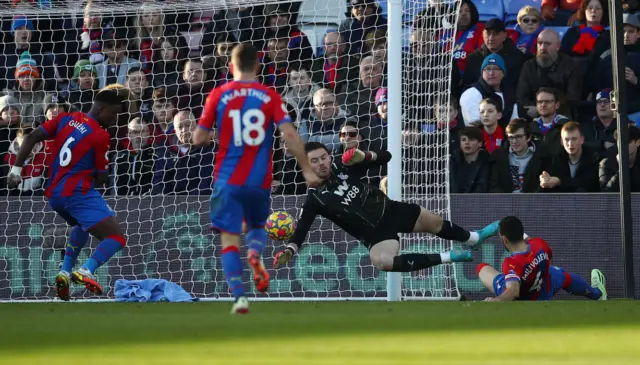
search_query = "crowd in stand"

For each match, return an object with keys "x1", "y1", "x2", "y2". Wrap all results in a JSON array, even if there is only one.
[{"x1": 1, "y1": 0, "x2": 640, "y2": 198}]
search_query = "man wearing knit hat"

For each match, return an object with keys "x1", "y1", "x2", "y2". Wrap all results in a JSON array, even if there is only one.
[
  {"x1": 460, "y1": 53, "x2": 519, "y2": 126},
  {"x1": 68, "y1": 59, "x2": 98, "y2": 113},
  {"x1": 8, "y1": 51, "x2": 46, "y2": 127},
  {"x1": 0, "y1": 15, "x2": 60, "y2": 91},
  {"x1": 462, "y1": 18, "x2": 529, "y2": 92}
]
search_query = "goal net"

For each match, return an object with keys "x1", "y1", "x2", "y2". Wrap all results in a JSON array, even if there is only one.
[{"x1": 0, "y1": 0, "x2": 459, "y2": 301}]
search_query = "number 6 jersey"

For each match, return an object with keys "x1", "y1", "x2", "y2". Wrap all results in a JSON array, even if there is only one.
[
  {"x1": 197, "y1": 80, "x2": 291, "y2": 189},
  {"x1": 39, "y1": 112, "x2": 110, "y2": 198}
]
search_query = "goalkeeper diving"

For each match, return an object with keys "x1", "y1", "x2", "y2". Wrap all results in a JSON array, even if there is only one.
[{"x1": 274, "y1": 142, "x2": 500, "y2": 272}]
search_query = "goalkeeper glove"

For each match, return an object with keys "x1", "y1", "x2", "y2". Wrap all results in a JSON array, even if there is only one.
[
  {"x1": 342, "y1": 148, "x2": 366, "y2": 166},
  {"x1": 274, "y1": 247, "x2": 295, "y2": 269}
]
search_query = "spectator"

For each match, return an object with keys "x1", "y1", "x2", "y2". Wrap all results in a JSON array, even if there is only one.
[
  {"x1": 460, "y1": 53, "x2": 519, "y2": 126},
  {"x1": 68, "y1": 59, "x2": 98, "y2": 113},
  {"x1": 2, "y1": 127, "x2": 50, "y2": 196},
  {"x1": 7, "y1": 52, "x2": 46, "y2": 128},
  {"x1": 42, "y1": 93, "x2": 72, "y2": 122},
  {"x1": 477, "y1": 98, "x2": 505, "y2": 154},
  {"x1": 514, "y1": 6, "x2": 544, "y2": 57},
  {"x1": 134, "y1": 3, "x2": 165, "y2": 74},
  {"x1": 599, "y1": 124, "x2": 640, "y2": 192},
  {"x1": 152, "y1": 35, "x2": 185, "y2": 89},
  {"x1": 260, "y1": 34, "x2": 292, "y2": 95},
  {"x1": 441, "y1": 0, "x2": 485, "y2": 77},
  {"x1": 530, "y1": 87, "x2": 571, "y2": 157},
  {"x1": 434, "y1": 96, "x2": 463, "y2": 147},
  {"x1": 404, "y1": 26, "x2": 462, "y2": 121},
  {"x1": 78, "y1": 0, "x2": 114, "y2": 65},
  {"x1": 594, "y1": 13, "x2": 640, "y2": 113},
  {"x1": 517, "y1": 29, "x2": 582, "y2": 119},
  {"x1": 490, "y1": 118, "x2": 550, "y2": 193},
  {"x1": 450, "y1": 126, "x2": 492, "y2": 193},
  {"x1": 152, "y1": 111, "x2": 214, "y2": 195},
  {"x1": 283, "y1": 66, "x2": 321, "y2": 124},
  {"x1": 462, "y1": 18, "x2": 529, "y2": 92},
  {"x1": 0, "y1": 15, "x2": 61, "y2": 92},
  {"x1": 344, "y1": 55, "x2": 384, "y2": 122},
  {"x1": 263, "y1": 7, "x2": 314, "y2": 68},
  {"x1": 208, "y1": 33, "x2": 238, "y2": 87},
  {"x1": 96, "y1": 33, "x2": 141, "y2": 89},
  {"x1": 582, "y1": 89, "x2": 617, "y2": 157},
  {"x1": 310, "y1": 31, "x2": 359, "y2": 95},
  {"x1": 541, "y1": 0, "x2": 582, "y2": 26},
  {"x1": 177, "y1": 58, "x2": 213, "y2": 118},
  {"x1": 0, "y1": 95, "x2": 23, "y2": 195},
  {"x1": 112, "y1": 118, "x2": 155, "y2": 196},
  {"x1": 299, "y1": 88, "x2": 352, "y2": 153},
  {"x1": 125, "y1": 68, "x2": 153, "y2": 122},
  {"x1": 561, "y1": 0, "x2": 610, "y2": 75},
  {"x1": 152, "y1": 87, "x2": 178, "y2": 137},
  {"x1": 375, "y1": 87, "x2": 389, "y2": 135},
  {"x1": 540, "y1": 121, "x2": 599, "y2": 192},
  {"x1": 340, "y1": 0, "x2": 387, "y2": 56},
  {"x1": 624, "y1": 0, "x2": 640, "y2": 13}
]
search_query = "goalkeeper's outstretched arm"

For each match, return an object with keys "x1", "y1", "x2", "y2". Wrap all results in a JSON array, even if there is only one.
[{"x1": 274, "y1": 199, "x2": 318, "y2": 268}]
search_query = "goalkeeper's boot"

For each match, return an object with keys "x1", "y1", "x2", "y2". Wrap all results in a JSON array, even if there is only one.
[
  {"x1": 71, "y1": 268, "x2": 103, "y2": 296},
  {"x1": 55, "y1": 271, "x2": 71, "y2": 302},
  {"x1": 591, "y1": 269, "x2": 608, "y2": 300},
  {"x1": 470, "y1": 220, "x2": 501, "y2": 250},
  {"x1": 450, "y1": 250, "x2": 473, "y2": 263},
  {"x1": 248, "y1": 250, "x2": 270, "y2": 293},
  {"x1": 231, "y1": 296, "x2": 249, "y2": 315}
]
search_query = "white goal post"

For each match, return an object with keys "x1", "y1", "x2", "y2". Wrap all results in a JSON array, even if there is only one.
[{"x1": 0, "y1": 0, "x2": 460, "y2": 302}]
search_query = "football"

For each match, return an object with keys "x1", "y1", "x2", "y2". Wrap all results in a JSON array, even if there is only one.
[{"x1": 265, "y1": 211, "x2": 296, "y2": 241}]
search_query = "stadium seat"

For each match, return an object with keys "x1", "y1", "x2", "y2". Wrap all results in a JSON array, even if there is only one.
[
  {"x1": 474, "y1": 0, "x2": 506, "y2": 22},
  {"x1": 629, "y1": 112, "x2": 640, "y2": 127},
  {"x1": 504, "y1": 0, "x2": 542, "y2": 25},
  {"x1": 545, "y1": 26, "x2": 569, "y2": 41}
]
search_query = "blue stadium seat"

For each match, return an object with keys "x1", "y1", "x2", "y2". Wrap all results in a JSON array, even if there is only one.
[
  {"x1": 545, "y1": 26, "x2": 569, "y2": 41},
  {"x1": 504, "y1": 0, "x2": 542, "y2": 25},
  {"x1": 629, "y1": 112, "x2": 640, "y2": 127},
  {"x1": 474, "y1": 0, "x2": 505, "y2": 22}
]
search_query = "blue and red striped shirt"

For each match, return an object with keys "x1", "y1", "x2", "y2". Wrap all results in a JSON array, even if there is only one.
[
  {"x1": 502, "y1": 237, "x2": 554, "y2": 301},
  {"x1": 39, "y1": 112, "x2": 110, "y2": 198},
  {"x1": 198, "y1": 80, "x2": 291, "y2": 189}
]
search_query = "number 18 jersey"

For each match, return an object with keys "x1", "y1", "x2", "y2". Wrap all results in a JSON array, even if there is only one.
[
  {"x1": 501, "y1": 237, "x2": 554, "y2": 300},
  {"x1": 39, "y1": 112, "x2": 110, "y2": 198},
  {"x1": 197, "y1": 80, "x2": 291, "y2": 189}
]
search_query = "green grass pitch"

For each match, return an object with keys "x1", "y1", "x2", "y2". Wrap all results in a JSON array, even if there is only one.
[{"x1": 1, "y1": 301, "x2": 639, "y2": 365}]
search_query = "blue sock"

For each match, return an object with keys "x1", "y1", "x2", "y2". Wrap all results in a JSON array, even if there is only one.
[
  {"x1": 247, "y1": 228, "x2": 267, "y2": 256},
  {"x1": 61, "y1": 226, "x2": 89, "y2": 273},
  {"x1": 564, "y1": 272, "x2": 602, "y2": 300},
  {"x1": 221, "y1": 246, "x2": 245, "y2": 298},
  {"x1": 82, "y1": 235, "x2": 126, "y2": 274}
]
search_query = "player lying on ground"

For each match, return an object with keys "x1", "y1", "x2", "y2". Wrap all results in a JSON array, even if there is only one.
[
  {"x1": 274, "y1": 142, "x2": 500, "y2": 272},
  {"x1": 476, "y1": 216, "x2": 607, "y2": 301},
  {"x1": 7, "y1": 87, "x2": 130, "y2": 301},
  {"x1": 193, "y1": 43, "x2": 320, "y2": 314}
]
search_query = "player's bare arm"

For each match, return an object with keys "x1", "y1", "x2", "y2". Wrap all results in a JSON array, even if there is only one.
[
  {"x1": 193, "y1": 126, "x2": 216, "y2": 147},
  {"x1": 486, "y1": 280, "x2": 520, "y2": 301},
  {"x1": 7, "y1": 128, "x2": 48, "y2": 188},
  {"x1": 278, "y1": 122, "x2": 321, "y2": 187}
]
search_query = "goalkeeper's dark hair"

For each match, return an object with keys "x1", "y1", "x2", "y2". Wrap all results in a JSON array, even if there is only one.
[
  {"x1": 305, "y1": 141, "x2": 330, "y2": 155},
  {"x1": 499, "y1": 216, "x2": 525, "y2": 243},
  {"x1": 232, "y1": 43, "x2": 259, "y2": 73}
]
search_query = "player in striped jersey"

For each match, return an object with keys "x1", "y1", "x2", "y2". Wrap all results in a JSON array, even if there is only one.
[
  {"x1": 7, "y1": 88, "x2": 129, "y2": 301},
  {"x1": 193, "y1": 43, "x2": 320, "y2": 314},
  {"x1": 477, "y1": 216, "x2": 607, "y2": 301}
]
